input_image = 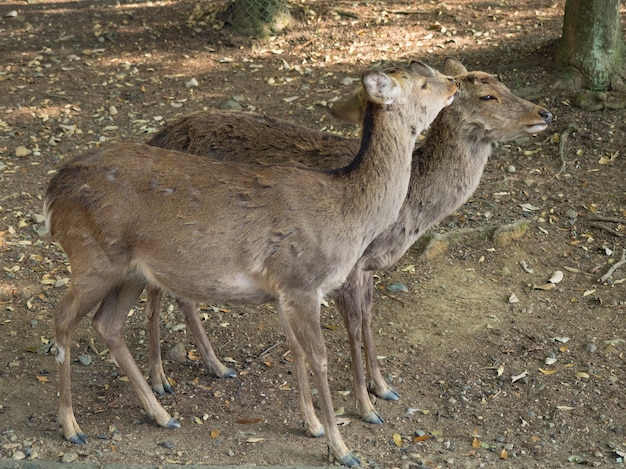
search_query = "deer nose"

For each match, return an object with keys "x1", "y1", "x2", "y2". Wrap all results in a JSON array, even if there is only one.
[{"x1": 539, "y1": 109, "x2": 552, "y2": 124}]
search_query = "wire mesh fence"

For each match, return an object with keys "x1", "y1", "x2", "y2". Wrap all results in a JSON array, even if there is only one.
[{"x1": 188, "y1": 0, "x2": 291, "y2": 37}]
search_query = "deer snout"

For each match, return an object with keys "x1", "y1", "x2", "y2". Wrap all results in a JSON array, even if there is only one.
[{"x1": 539, "y1": 108, "x2": 552, "y2": 124}]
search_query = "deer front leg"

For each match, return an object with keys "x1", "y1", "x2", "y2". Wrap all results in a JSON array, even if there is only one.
[
  {"x1": 177, "y1": 299, "x2": 237, "y2": 379},
  {"x1": 92, "y1": 282, "x2": 180, "y2": 431},
  {"x1": 278, "y1": 293, "x2": 360, "y2": 467},
  {"x1": 146, "y1": 286, "x2": 174, "y2": 396}
]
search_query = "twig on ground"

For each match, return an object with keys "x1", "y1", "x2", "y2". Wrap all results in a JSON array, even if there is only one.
[
  {"x1": 377, "y1": 285, "x2": 406, "y2": 306},
  {"x1": 588, "y1": 214, "x2": 626, "y2": 224},
  {"x1": 259, "y1": 341, "x2": 283, "y2": 357},
  {"x1": 599, "y1": 248, "x2": 626, "y2": 283},
  {"x1": 589, "y1": 222, "x2": 624, "y2": 237},
  {"x1": 555, "y1": 124, "x2": 579, "y2": 177}
]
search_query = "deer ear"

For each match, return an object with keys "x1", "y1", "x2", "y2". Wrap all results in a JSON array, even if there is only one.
[
  {"x1": 408, "y1": 60, "x2": 436, "y2": 78},
  {"x1": 442, "y1": 57, "x2": 468, "y2": 76},
  {"x1": 331, "y1": 87, "x2": 367, "y2": 123},
  {"x1": 362, "y1": 71, "x2": 400, "y2": 106}
]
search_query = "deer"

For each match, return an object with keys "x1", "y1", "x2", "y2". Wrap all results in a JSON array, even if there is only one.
[
  {"x1": 141, "y1": 57, "x2": 552, "y2": 426},
  {"x1": 44, "y1": 61, "x2": 458, "y2": 467}
]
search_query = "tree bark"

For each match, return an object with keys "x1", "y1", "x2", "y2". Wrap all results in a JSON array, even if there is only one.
[{"x1": 557, "y1": 0, "x2": 625, "y2": 91}]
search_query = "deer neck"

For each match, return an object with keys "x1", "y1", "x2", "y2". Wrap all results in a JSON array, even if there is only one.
[
  {"x1": 335, "y1": 103, "x2": 417, "y2": 226},
  {"x1": 359, "y1": 107, "x2": 493, "y2": 271},
  {"x1": 411, "y1": 107, "x2": 493, "y2": 221}
]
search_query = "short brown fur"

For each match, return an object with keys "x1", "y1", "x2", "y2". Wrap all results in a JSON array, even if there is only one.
[{"x1": 44, "y1": 62, "x2": 457, "y2": 466}]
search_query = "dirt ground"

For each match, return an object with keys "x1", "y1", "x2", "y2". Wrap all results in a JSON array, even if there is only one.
[{"x1": 1, "y1": 0, "x2": 625, "y2": 467}]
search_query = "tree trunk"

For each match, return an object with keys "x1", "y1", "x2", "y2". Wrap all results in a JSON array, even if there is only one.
[
  {"x1": 226, "y1": 0, "x2": 291, "y2": 37},
  {"x1": 557, "y1": 0, "x2": 625, "y2": 91}
]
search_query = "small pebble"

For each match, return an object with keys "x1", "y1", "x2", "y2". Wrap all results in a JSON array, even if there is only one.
[
  {"x1": 220, "y1": 99, "x2": 244, "y2": 111},
  {"x1": 78, "y1": 354, "x2": 92, "y2": 366},
  {"x1": 386, "y1": 282, "x2": 408, "y2": 292},
  {"x1": 159, "y1": 441, "x2": 175, "y2": 449},
  {"x1": 61, "y1": 452, "x2": 78, "y2": 463},
  {"x1": 584, "y1": 343, "x2": 597, "y2": 353},
  {"x1": 31, "y1": 214, "x2": 46, "y2": 224},
  {"x1": 507, "y1": 165, "x2": 516, "y2": 173},
  {"x1": 15, "y1": 146, "x2": 32, "y2": 157},
  {"x1": 165, "y1": 342, "x2": 187, "y2": 363},
  {"x1": 12, "y1": 451, "x2": 25, "y2": 461}
]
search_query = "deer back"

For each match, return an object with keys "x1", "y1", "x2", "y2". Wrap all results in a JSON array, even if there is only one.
[{"x1": 146, "y1": 110, "x2": 358, "y2": 168}]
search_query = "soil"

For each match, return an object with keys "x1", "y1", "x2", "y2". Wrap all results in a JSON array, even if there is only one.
[{"x1": 1, "y1": 0, "x2": 625, "y2": 468}]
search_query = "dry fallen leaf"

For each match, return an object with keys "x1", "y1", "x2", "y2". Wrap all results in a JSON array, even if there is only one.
[
  {"x1": 511, "y1": 371, "x2": 529, "y2": 383},
  {"x1": 210, "y1": 429, "x2": 221, "y2": 439},
  {"x1": 187, "y1": 350, "x2": 201, "y2": 361},
  {"x1": 36, "y1": 375, "x2": 50, "y2": 382},
  {"x1": 392, "y1": 433, "x2": 402, "y2": 447},
  {"x1": 538, "y1": 368, "x2": 557, "y2": 375},
  {"x1": 548, "y1": 270, "x2": 564, "y2": 284}
]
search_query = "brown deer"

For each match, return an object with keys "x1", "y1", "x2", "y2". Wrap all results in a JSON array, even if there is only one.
[
  {"x1": 142, "y1": 58, "x2": 552, "y2": 426},
  {"x1": 44, "y1": 62, "x2": 457, "y2": 466}
]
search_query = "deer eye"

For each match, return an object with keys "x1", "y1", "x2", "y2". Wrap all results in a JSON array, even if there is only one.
[
  {"x1": 421, "y1": 82, "x2": 429, "y2": 89},
  {"x1": 480, "y1": 95, "x2": 496, "y2": 101}
]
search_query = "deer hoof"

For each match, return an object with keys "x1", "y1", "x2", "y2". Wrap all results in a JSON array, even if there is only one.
[
  {"x1": 219, "y1": 367, "x2": 237, "y2": 379},
  {"x1": 152, "y1": 383, "x2": 174, "y2": 396},
  {"x1": 362, "y1": 410, "x2": 385, "y2": 425},
  {"x1": 338, "y1": 453, "x2": 361, "y2": 467},
  {"x1": 305, "y1": 425, "x2": 325, "y2": 438},
  {"x1": 68, "y1": 432, "x2": 88, "y2": 445},
  {"x1": 164, "y1": 418, "x2": 181, "y2": 429},
  {"x1": 375, "y1": 387, "x2": 400, "y2": 401}
]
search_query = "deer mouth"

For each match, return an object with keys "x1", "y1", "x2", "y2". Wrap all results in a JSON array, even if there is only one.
[{"x1": 526, "y1": 122, "x2": 548, "y2": 134}]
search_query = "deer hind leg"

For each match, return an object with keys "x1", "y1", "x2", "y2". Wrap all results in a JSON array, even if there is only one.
[
  {"x1": 145, "y1": 286, "x2": 174, "y2": 396},
  {"x1": 361, "y1": 271, "x2": 399, "y2": 402},
  {"x1": 92, "y1": 281, "x2": 180, "y2": 431},
  {"x1": 335, "y1": 270, "x2": 385, "y2": 425},
  {"x1": 54, "y1": 282, "x2": 112, "y2": 445},
  {"x1": 278, "y1": 292, "x2": 360, "y2": 467},
  {"x1": 177, "y1": 299, "x2": 237, "y2": 379}
]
